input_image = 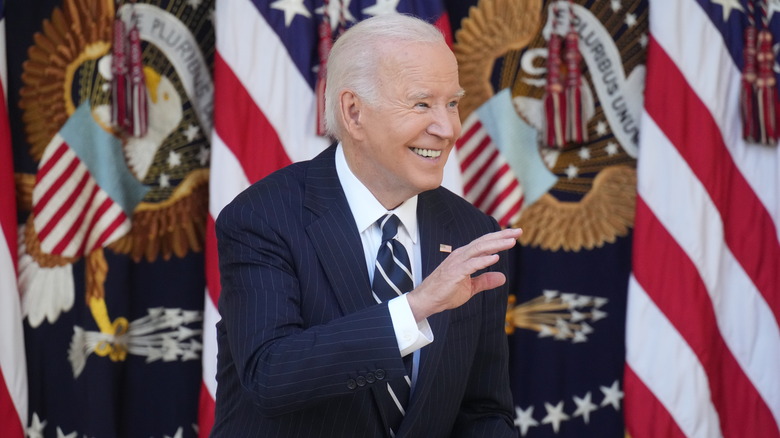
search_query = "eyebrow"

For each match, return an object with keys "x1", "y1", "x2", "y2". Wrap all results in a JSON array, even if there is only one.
[{"x1": 408, "y1": 89, "x2": 466, "y2": 100}]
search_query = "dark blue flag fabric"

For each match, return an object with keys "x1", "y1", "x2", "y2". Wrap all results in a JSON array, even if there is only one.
[
  {"x1": 448, "y1": 0, "x2": 647, "y2": 436},
  {"x1": 6, "y1": 0, "x2": 214, "y2": 436}
]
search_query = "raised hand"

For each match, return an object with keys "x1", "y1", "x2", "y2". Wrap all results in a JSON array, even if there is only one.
[{"x1": 407, "y1": 227, "x2": 523, "y2": 321}]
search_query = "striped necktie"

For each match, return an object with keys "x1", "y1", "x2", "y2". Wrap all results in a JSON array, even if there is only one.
[{"x1": 372, "y1": 213, "x2": 413, "y2": 435}]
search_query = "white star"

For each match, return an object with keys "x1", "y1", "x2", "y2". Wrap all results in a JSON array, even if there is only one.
[
  {"x1": 363, "y1": 0, "x2": 400, "y2": 17},
  {"x1": 167, "y1": 150, "x2": 182, "y2": 168},
  {"x1": 271, "y1": 0, "x2": 311, "y2": 27},
  {"x1": 578, "y1": 147, "x2": 591, "y2": 161},
  {"x1": 595, "y1": 120, "x2": 608, "y2": 136},
  {"x1": 183, "y1": 124, "x2": 200, "y2": 142},
  {"x1": 514, "y1": 405, "x2": 539, "y2": 436},
  {"x1": 639, "y1": 33, "x2": 648, "y2": 48},
  {"x1": 565, "y1": 163, "x2": 579, "y2": 179},
  {"x1": 160, "y1": 173, "x2": 171, "y2": 188},
  {"x1": 611, "y1": 0, "x2": 621, "y2": 12},
  {"x1": 600, "y1": 380, "x2": 625, "y2": 410},
  {"x1": 624, "y1": 12, "x2": 637, "y2": 27},
  {"x1": 541, "y1": 401, "x2": 570, "y2": 433},
  {"x1": 770, "y1": 0, "x2": 780, "y2": 20},
  {"x1": 164, "y1": 426, "x2": 184, "y2": 438},
  {"x1": 710, "y1": 0, "x2": 744, "y2": 22},
  {"x1": 27, "y1": 413, "x2": 47, "y2": 438},
  {"x1": 316, "y1": 0, "x2": 356, "y2": 32},
  {"x1": 605, "y1": 141, "x2": 620, "y2": 156},
  {"x1": 57, "y1": 427, "x2": 78, "y2": 438},
  {"x1": 197, "y1": 146, "x2": 210, "y2": 167},
  {"x1": 187, "y1": 0, "x2": 202, "y2": 9},
  {"x1": 572, "y1": 392, "x2": 598, "y2": 424}
]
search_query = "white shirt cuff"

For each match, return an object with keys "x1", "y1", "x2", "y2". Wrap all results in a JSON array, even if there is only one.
[{"x1": 388, "y1": 294, "x2": 434, "y2": 357}]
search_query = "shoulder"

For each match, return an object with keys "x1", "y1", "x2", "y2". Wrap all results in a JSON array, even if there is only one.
[
  {"x1": 216, "y1": 162, "x2": 306, "y2": 227},
  {"x1": 215, "y1": 145, "x2": 337, "y2": 229}
]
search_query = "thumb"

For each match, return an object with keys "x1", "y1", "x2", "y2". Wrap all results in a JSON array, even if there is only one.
[{"x1": 470, "y1": 272, "x2": 507, "y2": 295}]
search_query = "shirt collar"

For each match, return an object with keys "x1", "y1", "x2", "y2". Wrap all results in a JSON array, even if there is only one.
[{"x1": 335, "y1": 143, "x2": 418, "y2": 243}]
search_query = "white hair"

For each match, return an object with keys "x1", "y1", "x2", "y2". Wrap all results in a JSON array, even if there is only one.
[{"x1": 324, "y1": 14, "x2": 446, "y2": 139}]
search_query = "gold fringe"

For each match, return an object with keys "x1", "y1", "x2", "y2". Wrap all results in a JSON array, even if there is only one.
[{"x1": 516, "y1": 166, "x2": 636, "y2": 252}]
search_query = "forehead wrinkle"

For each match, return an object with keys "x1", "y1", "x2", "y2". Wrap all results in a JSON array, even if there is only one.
[{"x1": 406, "y1": 87, "x2": 465, "y2": 101}]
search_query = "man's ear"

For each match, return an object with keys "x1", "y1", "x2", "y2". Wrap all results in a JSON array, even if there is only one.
[{"x1": 340, "y1": 90, "x2": 364, "y2": 140}]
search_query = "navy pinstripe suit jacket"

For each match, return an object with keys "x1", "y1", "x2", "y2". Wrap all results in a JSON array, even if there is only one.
[{"x1": 211, "y1": 145, "x2": 517, "y2": 438}]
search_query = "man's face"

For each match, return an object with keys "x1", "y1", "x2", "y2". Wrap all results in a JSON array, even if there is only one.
[{"x1": 346, "y1": 40, "x2": 463, "y2": 208}]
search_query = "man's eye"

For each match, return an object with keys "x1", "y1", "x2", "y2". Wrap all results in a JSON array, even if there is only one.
[
  {"x1": 415, "y1": 102, "x2": 430, "y2": 108},
  {"x1": 448, "y1": 100, "x2": 459, "y2": 108}
]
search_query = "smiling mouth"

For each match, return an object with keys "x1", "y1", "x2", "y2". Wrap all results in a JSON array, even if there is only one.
[{"x1": 411, "y1": 147, "x2": 442, "y2": 158}]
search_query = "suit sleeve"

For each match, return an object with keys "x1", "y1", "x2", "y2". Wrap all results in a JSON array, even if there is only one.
[
  {"x1": 452, "y1": 219, "x2": 518, "y2": 438},
  {"x1": 215, "y1": 193, "x2": 407, "y2": 417}
]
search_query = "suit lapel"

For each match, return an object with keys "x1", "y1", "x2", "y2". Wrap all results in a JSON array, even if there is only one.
[{"x1": 303, "y1": 146, "x2": 376, "y2": 315}]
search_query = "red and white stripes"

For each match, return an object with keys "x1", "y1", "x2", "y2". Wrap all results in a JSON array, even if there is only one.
[
  {"x1": 456, "y1": 113, "x2": 524, "y2": 228},
  {"x1": 32, "y1": 139, "x2": 131, "y2": 258},
  {"x1": 625, "y1": 0, "x2": 780, "y2": 436},
  {"x1": 0, "y1": 8, "x2": 29, "y2": 436},
  {"x1": 200, "y1": 1, "x2": 328, "y2": 435}
]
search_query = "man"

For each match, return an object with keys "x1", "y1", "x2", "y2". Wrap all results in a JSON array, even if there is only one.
[{"x1": 211, "y1": 13, "x2": 522, "y2": 438}]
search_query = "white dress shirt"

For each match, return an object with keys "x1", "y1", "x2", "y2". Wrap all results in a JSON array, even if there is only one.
[{"x1": 335, "y1": 144, "x2": 434, "y2": 358}]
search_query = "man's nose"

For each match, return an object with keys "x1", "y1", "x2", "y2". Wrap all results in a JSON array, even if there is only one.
[{"x1": 427, "y1": 108, "x2": 460, "y2": 140}]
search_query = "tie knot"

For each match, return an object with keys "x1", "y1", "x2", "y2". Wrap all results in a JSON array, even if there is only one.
[{"x1": 378, "y1": 214, "x2": 401, "y2": 243}]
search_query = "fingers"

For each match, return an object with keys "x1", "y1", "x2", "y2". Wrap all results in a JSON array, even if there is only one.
[
  {"x1": 471, "y1": 271, "x2": 507, "y2": 294},
  {"x1": 407, "y1": 228, "x2": 521, "y2": 321},
  {"x1": 452, "y1": 227, "x2": 521, "y2": 270}
]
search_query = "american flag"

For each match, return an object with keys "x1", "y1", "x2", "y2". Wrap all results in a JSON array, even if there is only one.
[
  {"x1": 625, "y1": 0, "x2": 780, "y2": 437},
  {"x1": 456, "y1": 95, "x2": 525, "y2": 228},
  {"x1": 0, "y1": 0, "x2": 28, "y2": 435},
  {"x1": 31, "y1": 104, "x2": 148, "y2": 259},
  {"x1": 200, "y1": 1, "x2": 457, "y2": 435}
]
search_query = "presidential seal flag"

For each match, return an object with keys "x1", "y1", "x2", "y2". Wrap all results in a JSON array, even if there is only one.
[
  {"x1": 6, "y1": 0, "x2": 214, "y2": 436},
  {"x1": 451, "y1": 0, "x2": 646, "y2": 436},
  {"x1": 0, "y1": 0, "x2": 28, "y2": 436},
  {"x1": 201, "y1": 0, "x2": 457, "y2": 434},
  {"x1": 625, "y1": 0, "x2": 780, "y2": 436}
]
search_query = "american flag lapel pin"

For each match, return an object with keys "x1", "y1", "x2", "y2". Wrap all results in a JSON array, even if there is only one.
[{"x1": 439, "y1": 244, "x2": 452, "y2": 253}]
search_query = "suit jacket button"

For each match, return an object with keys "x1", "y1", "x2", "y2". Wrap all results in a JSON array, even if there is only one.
[
  {"x1": 347, "y1": 379, "x2": 357, "y2": 390},
  {"x1": 356, "y1": 376, "x2": 367, "y2": 387},
  {"x1": 375, "y1": 369, "x2": 386, "y2": 380},
  {"x1": 366, "y1": 373, "x2": 376, "y2": 383}
]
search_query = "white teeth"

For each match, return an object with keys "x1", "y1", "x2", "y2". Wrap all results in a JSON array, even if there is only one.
[{"x1": 411, "y1": 148, "x2": 442, "y2": 158}]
